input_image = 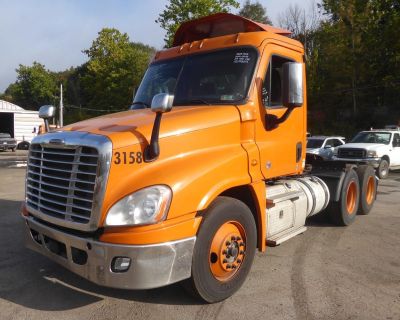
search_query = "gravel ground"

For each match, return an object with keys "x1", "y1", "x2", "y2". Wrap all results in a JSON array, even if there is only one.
[{"x1": 0, "y1": 165, "x2": 399, "y2": 320}]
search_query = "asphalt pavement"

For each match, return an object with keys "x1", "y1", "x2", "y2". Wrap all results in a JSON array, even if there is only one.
[{"x1": 0, "y1": 159, "x2": 399, "y2": 320}]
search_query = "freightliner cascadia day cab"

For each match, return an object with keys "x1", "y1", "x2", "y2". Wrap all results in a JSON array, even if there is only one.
[{"x1": 22, "y1": 13, "x2": 378, "y2": 303}]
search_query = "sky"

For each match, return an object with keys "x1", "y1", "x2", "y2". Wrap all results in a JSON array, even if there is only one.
[{"x1": 0, "y1": 0, "x2": 314, "y2": 92}]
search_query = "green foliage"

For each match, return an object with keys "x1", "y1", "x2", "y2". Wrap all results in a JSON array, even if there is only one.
[
  {"x1": 238, "y1": 0, "x2": 271, "y2": 24},
  {"x1": 82, "y1": 28, "x2": 155, "y2": 111},
  {"x1": 4, "y1": 62, "x2": 57, "y2": 110},
  {"x1": 307, "y1": 0, "x2": 400, "y2": 135},
  {"x1": 156, "y1": 0, "x2": 239, "y2": 47}
]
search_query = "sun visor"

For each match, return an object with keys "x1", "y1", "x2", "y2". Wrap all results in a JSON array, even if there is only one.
[{"x1": 173, "y1": 13, "x2": 291, "y2": 46}]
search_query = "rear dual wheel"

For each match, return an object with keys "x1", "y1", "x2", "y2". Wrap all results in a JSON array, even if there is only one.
[
  {"x1": 356, "y1": 165, "x2": 377, "y2": 215},
  {"x1": 329, "y1": 169, "x2": 360, "y2": 226},
  {"x1": 186, "y1": 197, "x2": 256, "y2": 303}
]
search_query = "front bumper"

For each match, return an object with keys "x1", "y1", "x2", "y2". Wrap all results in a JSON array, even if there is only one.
[
  {"x1": 0, "y1": 144, "x2": 16, "y2": 150},
  {"x1": 24, "y1": 216, "x2": 196, "y2": 289},
  {"x1": 332, "y1": 156, "x2": 381, "y2": 168}
]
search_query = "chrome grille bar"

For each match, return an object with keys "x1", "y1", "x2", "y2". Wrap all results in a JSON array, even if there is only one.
[{"x1": 25, "y1": 131, "x2": 112, "y2": 231}]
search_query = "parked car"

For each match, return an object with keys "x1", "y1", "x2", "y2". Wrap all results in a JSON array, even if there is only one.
[
  {"x1": 306, "y1": 136, "x2": 346, "y2": 160},
  {"x1": 0, "y1": 133, "x2": 17, "y2": 151},
  {"x1": 334, "y1": 129, "x2": 400, "y2": 179}
]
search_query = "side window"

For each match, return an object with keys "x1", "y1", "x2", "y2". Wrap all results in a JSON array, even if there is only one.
[
  {"x1": 324, "y1": 139, "x2": 333, "y2": 148},
  {"x1": 262, "y1": 55, "x2": 294, "y2": 108},
  {"x1": 333, "y1": 139, "x2": 343, "y2": 147},
  {"x1": 393, "y1": 133, "x2": 400, "y2": 147}
]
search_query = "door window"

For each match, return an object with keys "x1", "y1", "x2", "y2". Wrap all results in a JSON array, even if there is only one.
[
  {"x1": 262, "y1": 55, "x2": 294, "y2": 108},
  {"x1": 393, "y1": 133, "x2": 400, "y2": 147}
]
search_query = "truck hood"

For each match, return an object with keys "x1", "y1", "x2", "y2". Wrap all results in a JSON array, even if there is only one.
[
  {"x1": 339, "y1": 143, "x2": 388, "y2": 151},
  {"x1": 62, "y1": 106, "x2": 240, "y2": 149}
]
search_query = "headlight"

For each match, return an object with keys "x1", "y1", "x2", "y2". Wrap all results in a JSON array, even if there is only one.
[
  {"x1": 366, "y1": 150, "x2": 378, "y2": 157},
  {"x1": 105, "y1": 185, "x2": 172, "y2": 226}
]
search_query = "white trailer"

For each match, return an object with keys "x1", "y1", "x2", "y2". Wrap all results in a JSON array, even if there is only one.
[{"x1": 0, "y1": 100, "x2": 43, "y2": 147}]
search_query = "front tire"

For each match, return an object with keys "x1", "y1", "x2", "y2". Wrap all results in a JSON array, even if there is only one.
[
  {"x1": 377, "y1": 159, "x2": 389, "y2": 179},
  {"x1": 187, "y1": 197, "x2": 257, "y2": 303}
]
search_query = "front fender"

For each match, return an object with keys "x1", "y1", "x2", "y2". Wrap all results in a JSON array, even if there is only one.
[{"x1": 100, "y1": 121, "x2": 251, "y2": 226}]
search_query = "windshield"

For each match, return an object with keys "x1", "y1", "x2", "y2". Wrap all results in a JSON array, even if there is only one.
[
  {"x1": 133, "y1": 47, "x2": 258, "y2": 107},
  {"x1": 307, "y1": 139, "x2": 324, "y2": 148},
  {"x1": 351, "y1": 132, "x2": 391, "y2": 144}
]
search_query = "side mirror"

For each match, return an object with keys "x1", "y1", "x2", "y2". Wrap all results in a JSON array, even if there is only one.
[
  {"x1": 145, "y1": 93, "x2": 174, "y2": 162},
  {"x1": 324, "y1": 145, "x2": 333, "y2": 149},
  {"x1": 151, "y1": 93, "x2": 174, "y2": 113},
  {"x1": 39, "y1": 105, "x2": 55, "y2": 133},
  {"x1": 39, "y1": 105, "x2": 55, "y2": 119},
  {"x1": 283, "y1": 62, "x2": 303, "y2": 108}
]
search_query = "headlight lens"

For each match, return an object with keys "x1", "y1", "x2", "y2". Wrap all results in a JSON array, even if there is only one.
[
  {"x1": 366, "y1": 150, "x2": 378, "y2": 157},
  {"x1": 105, "y1": 185, "x2": 172, "y2": 226}
]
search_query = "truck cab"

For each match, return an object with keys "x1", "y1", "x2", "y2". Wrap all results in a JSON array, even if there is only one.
[{"x1": 22, "y1": 13, "x2": 377, "y2": 303}]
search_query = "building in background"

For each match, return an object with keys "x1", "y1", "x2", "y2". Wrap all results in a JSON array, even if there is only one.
[{"x1": 0, "y1": 100, "x2": 43, "y2": 148}]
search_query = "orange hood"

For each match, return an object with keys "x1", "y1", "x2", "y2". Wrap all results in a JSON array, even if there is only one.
[{"x1": 62, "y1": 106, "x2": 240, "y2": 149}]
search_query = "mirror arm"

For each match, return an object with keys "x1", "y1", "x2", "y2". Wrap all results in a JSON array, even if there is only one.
[
  {"x1": 43, "y1": 119, "x2": 50, "y2": 133},
  {"x1": 266, "y1": 106, "x2": 295, "y2": 130},
  {"x1": 144, "y1": 112, "x2": 163, "y2": 162}
]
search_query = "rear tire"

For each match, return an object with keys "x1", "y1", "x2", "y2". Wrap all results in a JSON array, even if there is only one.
[
  {"x1": 377, "y1": 159, "x2": 389, "y2": 179},
  {"x1": 356, "y1": 165, "x2": 376, "y2": 215},
  {"x1": 186, "y1": 197, "x2": 257, "y2": 303},
  {"x1": 329, "y1": 169, "x2": 360, "y2": 226}
]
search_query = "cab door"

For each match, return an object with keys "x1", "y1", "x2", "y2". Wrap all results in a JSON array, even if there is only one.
[{"x1": 253, "y1": 43, "x2": 306, "y2": 179}]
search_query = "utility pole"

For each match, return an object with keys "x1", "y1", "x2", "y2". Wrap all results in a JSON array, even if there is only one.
[{"x1": 59, "y1": 83, "x2": 64, "y2": 127}]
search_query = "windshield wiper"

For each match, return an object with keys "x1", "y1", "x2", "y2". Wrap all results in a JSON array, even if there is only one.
[{"x1": 176, "y1": 99, "x2": 211, "y2": 106}]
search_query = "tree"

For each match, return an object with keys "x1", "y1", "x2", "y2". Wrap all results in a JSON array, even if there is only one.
[
  {"x1": 156, "y1": 0, "x2": 239, "y2": 47},
  {"x1": 4, "y1": 62, "x2": 57, "y2": 110},
  {"x1": 238, "y1": 0, "x2": 271, "y2": 24},
  {"x1": 82, "y1": 28, "x2": 155, "y2": 111}
]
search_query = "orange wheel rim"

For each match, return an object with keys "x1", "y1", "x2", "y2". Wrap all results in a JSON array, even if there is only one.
[
  {"x1": 366, "y1": 176, "x2": 375, "y2": 205},
  {"x1": 209, "y1": 221, "x2": 246, "y2": 281},
  {"x1": 346, "y1": 181, "x2": 357, "y2": 214}
]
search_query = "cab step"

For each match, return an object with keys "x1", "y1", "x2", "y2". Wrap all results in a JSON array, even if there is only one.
[{"x1": 266, "y1": 226, "x2": 307, "y2": 246}]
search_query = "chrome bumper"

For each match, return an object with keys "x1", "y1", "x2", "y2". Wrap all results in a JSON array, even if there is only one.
[
  {"x1": 332, "y1": 157, "x2": 381, "y2": 168},
  {"x1": 24, "y1": 216, "x2": 195, "y2": 289}
]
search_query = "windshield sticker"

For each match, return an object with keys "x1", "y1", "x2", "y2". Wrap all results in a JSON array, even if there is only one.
[
  {"x1": 234, "y1": 52, "x2": 250, "y2": 64},
  {"x1": 220, "y1": 95, "x2": 235, "y2": 101}
]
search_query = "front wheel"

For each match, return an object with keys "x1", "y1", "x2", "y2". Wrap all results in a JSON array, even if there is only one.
[
  {"x1": 377, "y1": 159, "x2": 389, "y2": 179},
  {"x1": 187, "y1": 197, "x2": 257, "y2": 303}
]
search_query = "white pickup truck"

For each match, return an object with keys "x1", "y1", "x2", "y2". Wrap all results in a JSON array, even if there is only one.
[{"x1": 334, "y1": 129, "x2": 400, "y2": 179}]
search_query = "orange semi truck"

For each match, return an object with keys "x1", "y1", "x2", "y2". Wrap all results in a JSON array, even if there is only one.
[{"x1": 22, "y1": 13, "x2": 378, "y2": 303}]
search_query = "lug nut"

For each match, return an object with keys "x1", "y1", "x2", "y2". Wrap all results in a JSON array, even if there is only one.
[
  {"x1": 240, "y1": 250, "x2": 244, "y2": 255},
  {"x1": 232, "y1": 265, "x2": 237, "y2": 269},
  {"x1": 239, "y1": 242, "x2": 244, "y2": 247},
  {"x1": 226, "y1": 241, "x2": 231, "y2": 246},
  {"x1": 222, "y1": 250, "x2": 227, "y2": 255},
  {"x1": 237, "y1": 259, "x2": 242, "y2": 263},
  {"x1": 231, "y1": 236, "x2": 236, "y2": 241},
  {"x1": 226, "y1": 264, "x2": 232, "y2": 269},
  {"x1": 237, "y1": 236, "x2": 241, "y2": 241},
  {"x1": 223, "y1": 259, "x2": 227, "y2": 263}
]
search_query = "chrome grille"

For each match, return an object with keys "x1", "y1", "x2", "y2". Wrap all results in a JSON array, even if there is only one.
[
  {"x1": 337, "y1": 148, "x2": 366, "y2": 159},
  {"x1": 26, "y1": 144, "x2": 99, "y2": 224}
]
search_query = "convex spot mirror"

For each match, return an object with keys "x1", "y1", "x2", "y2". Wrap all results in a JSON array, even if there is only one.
[
  {"x1": 39, "y1": 105, "x2": 56, "y2": 119},
  {"x1": 283, "y1": 62, "x2": 303, "y2": 108},
  {"x1": 151, "y1": 93, "x2": 174, "y2": 113}
]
